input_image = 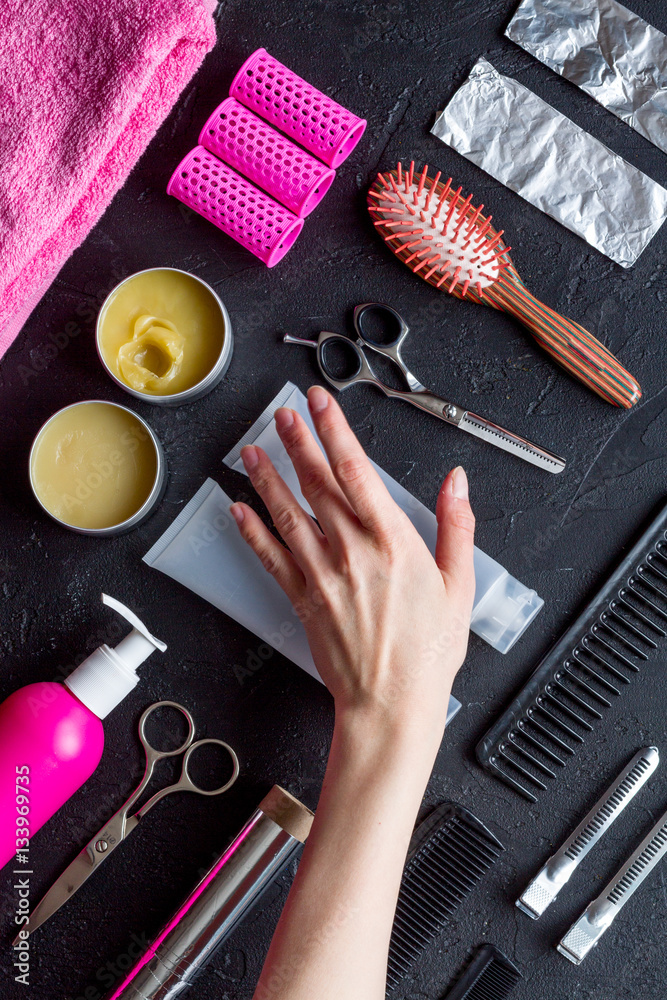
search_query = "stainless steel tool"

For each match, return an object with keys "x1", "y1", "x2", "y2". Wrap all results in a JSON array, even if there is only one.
[
  {"x1": 517, "y1": 747, "x2": 659, "y2": 919},
  {"x1": 558, "y1": 803, "x2": 667, "y2": 964},
  {"x1": 284, "y1": 302, "x2": 566, "y2": 474},
  {"x1": 109, "y1": 785, "x2": 314, "y2": 999},
  {"x1": 20, "y1": 701, "x2": 239, "y2": 940}
]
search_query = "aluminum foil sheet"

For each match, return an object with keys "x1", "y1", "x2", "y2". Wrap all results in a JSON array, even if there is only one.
[
  {"x1": 431, "y1": 58, "x2": 667, "y2": 267},
  {"x1": 506, "y1": 0, "x2": 667, "y2": 154}
]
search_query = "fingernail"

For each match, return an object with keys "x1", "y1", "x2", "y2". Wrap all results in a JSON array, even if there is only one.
[
  {"x1": 308, "y1": 385, "x2": 329, "y2": 413},
  {"x1": 275, "y1": 407, "x2": 295, "y2": 433},
  {"x1": 229, "y1": 503, "x2": 244, "y2": 525},
  {"x1": 241, "y1": 445, "x2": 259, "y2": 472},
  {"x1": 451, "y1": 466, "x2": 468, "y2": 500}
]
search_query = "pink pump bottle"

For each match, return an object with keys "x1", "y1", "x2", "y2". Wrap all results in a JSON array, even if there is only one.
[{"x1": 0, "y1": 594, "x2": 166, "y2": 871}]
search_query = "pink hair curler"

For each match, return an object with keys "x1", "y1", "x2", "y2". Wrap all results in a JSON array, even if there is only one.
[
  {"x1": 167, "y1": 146, "x2": 303, "y2": 268},
  {"x1": 199, "y1": 97, "x2": 336, "y2": 218},
  {"x1": 229, "y1": 47, "x2": 367, "y2": 169}
]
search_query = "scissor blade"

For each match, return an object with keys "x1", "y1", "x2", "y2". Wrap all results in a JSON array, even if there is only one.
[
  {"x1": 16, "y1": 848, "x2": 98, "y2": 940},
  {"x1": 15, "y1": 811, "x2": 136, "y2": 942},
  {"x1": 459, "y1": 412, "x2": 566, "y2": 474}
]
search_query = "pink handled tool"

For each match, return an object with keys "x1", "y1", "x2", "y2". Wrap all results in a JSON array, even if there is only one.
[
  {"x1": 199, "y1": 97, "x2": 336, "y2": 217},
  {"x1": 167, "y1": 146, "x2": 304, "y2": 267},
  {"x1": 229, "y1": 47, "x2": 366, "y2": 168}
]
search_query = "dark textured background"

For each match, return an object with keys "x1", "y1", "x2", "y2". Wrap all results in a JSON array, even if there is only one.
[{"x1": 1, "y1": 1, "x2": 667, "y2": 997}]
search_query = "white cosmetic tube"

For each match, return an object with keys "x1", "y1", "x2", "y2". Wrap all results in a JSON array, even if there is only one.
[{"x1": 144, "y1": 383, "x2": 544, "y2": 725}]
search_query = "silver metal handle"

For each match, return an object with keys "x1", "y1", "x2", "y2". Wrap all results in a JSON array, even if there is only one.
[
  {"x1": 558, "y1": 801, "x2": 667, "y2": 964},
  {"x1": 517, "y1": 747, "x2": 659, "y2": 919},
  {"x1": 110, "y1": 807, "x2": 302, "y2": 998}
]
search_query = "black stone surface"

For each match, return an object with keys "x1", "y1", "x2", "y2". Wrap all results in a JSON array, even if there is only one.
[{"x1": 1, "y1": 2, "x2": 667, "y2": 998}]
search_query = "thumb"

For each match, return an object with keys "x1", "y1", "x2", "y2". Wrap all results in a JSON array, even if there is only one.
[{"x1": 435, "y1": 466, "x2": 476, "y2": 607}]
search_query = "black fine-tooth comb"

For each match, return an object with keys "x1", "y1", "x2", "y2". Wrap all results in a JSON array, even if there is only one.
[
  {"x1": 476, "y1": 498, "x2": 667, "y2": 801},
  {"x1": 442, "y1": 944, "x2": 522, "y2": 1000},
  {"x1": 386, "y1": 803, "x2": 504, "y2": 992}
]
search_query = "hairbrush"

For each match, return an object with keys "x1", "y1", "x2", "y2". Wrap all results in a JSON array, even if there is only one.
[
  {"x1": 368, "y1": 162, "x2": 641, "y2": 408},
  {"x1": 442, "y1": 944, "x2": 522, "y2": 1000},
  {"x1": 386, "y1": 802, "x2": 504, "y2": 992}
]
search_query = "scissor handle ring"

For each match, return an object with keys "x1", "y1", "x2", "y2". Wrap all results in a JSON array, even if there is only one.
[
  {"x1": 353, "y1": 302, "x2": 409, "y2": 348},
  {"x1": 138, "y1": 700, "x2": 196, "y2": 758},
  {"x1": 316, "y1": 331, "x2": 371, "y2": 391},
  {"x1": 180, "y1": 738, "x2": 240, "y2": 796}
]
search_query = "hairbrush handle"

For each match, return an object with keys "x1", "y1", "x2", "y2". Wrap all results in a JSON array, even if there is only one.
[{"x1": 493, "y1": 279, "x2": 641, "y2": 408}]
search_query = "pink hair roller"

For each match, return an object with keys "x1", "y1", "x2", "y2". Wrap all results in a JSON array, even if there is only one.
[
  {"x1": 229, "y1": 47, "x2": 367, "y2": 169},
  {"x1": 167, "y1": 146, "x2": 303, "y2": 268},
  {"x1": 199, "y1": 98, "x2": 336, "y2": 218}
]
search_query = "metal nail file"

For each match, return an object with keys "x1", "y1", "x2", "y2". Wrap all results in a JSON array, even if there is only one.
[
  {"x1": 558, "y1": 805, "x2": 667, "y2": 964},
  {"x1": 517, "y1": 747, "x2": 659, "y2": 919}
]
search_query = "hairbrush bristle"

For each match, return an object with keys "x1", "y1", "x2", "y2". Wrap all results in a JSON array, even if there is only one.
[
  {"x1": 368, "y1": 161, "x2": 512, "y2": 302},
  {"x1": 368, "y1": 162, "x2": 642, "y2": 409}
]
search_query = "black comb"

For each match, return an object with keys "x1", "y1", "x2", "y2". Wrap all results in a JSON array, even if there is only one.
[
  {"x1": 442, "y1": 944, "x2": 522, "y2": 1000},
  {"x1": 476, "y1": 498, "x2": 667, "y2": 801},
  {"x1": 386, "y1": 803, "x2": 504, "y2": 992}
]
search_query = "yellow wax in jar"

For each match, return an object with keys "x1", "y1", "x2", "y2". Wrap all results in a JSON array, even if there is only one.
[
  {"x1": 97, "y1": 269, "x2": 225, "y2": 396},
  {"x1": 30, "y1": 403, "x2": 158, "y2": 529}
]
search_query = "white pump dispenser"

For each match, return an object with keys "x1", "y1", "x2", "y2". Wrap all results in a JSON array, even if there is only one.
[{"x1": 64, "y1": 594, "x2": 167, "y2": 719}]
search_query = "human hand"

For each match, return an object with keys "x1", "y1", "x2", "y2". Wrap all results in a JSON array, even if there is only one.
[{"x1": 229, "y1": 385, "x2": 475, "y2": 747}]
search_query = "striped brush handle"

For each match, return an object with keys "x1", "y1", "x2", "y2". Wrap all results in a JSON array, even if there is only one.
[{"x1": 490, "y1": 275, "x2": 641, "y2": 408}]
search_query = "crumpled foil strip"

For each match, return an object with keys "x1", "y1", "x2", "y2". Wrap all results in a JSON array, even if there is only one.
[
  {"x1": 506, "y1": 0, "x2": 667, "y2": 154},
  {"x1": 431, "y1": 58, "x2": 667, "y2": 268}
]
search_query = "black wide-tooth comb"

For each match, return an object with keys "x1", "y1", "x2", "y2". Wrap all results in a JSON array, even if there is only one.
[
  {"x1": 442, "y1": 944, "x2": 522, "y2": 999},
  {"x1": 386, "y1": 803, "x2": 504, "y2": 992},
  {"x1": 476, "y1": 497, "x2": 667, "y2": 802}
]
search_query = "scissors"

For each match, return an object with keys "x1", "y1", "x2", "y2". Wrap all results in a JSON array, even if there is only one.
[
  {"x1": 284, "y1": 302, "x2": 565, "y2": 474},
  {"x1": 20, "y1": 701, "x2": 240, "y2": 939}
]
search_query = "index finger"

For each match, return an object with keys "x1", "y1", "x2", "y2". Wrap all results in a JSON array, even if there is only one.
[{"x1": 306, "y1": 385, "x2": 397, "y2": 534}]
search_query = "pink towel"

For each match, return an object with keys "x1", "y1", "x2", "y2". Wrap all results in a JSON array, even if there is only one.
[{"x1": 0, "y1": 0, "x2": 218, "y2": 362}]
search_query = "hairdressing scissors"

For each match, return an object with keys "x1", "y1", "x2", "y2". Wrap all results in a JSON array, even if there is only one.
[
  {"x1": 20, "y1": 701, "x2": 240, "y2": 939},
  {"x1": 284, "y1": 302, "x2": 565, "y2": 474}
]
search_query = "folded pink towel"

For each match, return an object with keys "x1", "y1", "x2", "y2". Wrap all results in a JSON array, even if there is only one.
[{"x1": 0, "y1": 0, "x2": 218, "y2": 362}]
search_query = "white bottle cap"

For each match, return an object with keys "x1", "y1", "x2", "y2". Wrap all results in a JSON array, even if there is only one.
[
  {"x1": 64, "y1": 594, "x2": 167, "y2": 719},
  {"x1": 470, "y1": 561, "x2": 544, "y2": 655}
]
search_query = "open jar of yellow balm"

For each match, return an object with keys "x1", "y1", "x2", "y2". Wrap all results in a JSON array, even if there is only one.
[
  {"x1": 30, "y1": 401, "x2": 166, "y2": 535},
  {"x1": 96, "y1": 268, "x2": 232, "y2": 405}
]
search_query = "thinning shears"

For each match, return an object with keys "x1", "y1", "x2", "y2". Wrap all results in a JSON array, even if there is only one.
[
  {"x1": 284, "y1": 302, "x2": 565, "y2": 474},
  {"x1": 19, "y1": 701, "x2": 240, "y2": 939}
]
